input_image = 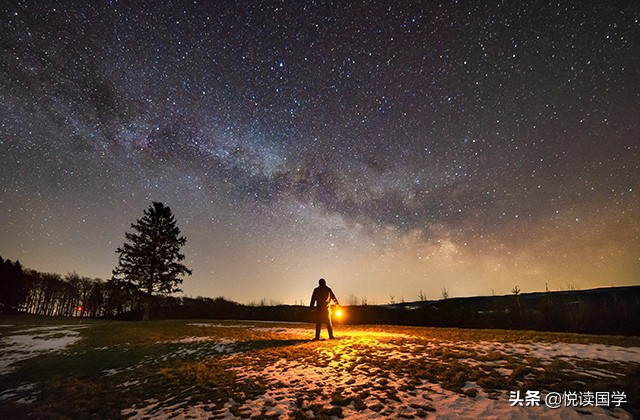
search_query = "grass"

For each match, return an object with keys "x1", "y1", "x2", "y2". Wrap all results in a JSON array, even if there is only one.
[{"x1": 1, "y1": 315, "x2": 639, "y2": 418}]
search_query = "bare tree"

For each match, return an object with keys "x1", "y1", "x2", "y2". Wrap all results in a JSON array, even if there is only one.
[
  {"x1": 345, "y1": 293, "x2": 360, "y2": 306},
  {"x1": 440, "y1": 287, "x2": 450, "y2": 300},
  {"x1": 565, "y1": 282, "x2": 580, "y2": 291},
  {"x1": 512, "y1": 285, "x2": 522, "y2": 315}
]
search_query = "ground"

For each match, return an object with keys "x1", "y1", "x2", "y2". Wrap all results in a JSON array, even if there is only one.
[{"x1": 1, "y1": 316, "x2": 639, "y2": 419}]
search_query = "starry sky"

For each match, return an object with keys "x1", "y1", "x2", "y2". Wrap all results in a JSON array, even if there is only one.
[{"x1": 1, "y1": 1, "x2": 639, "y2": 305}]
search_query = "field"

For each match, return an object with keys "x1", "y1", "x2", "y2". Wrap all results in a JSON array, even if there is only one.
[{"x1": 1, "y1": 316, "x2": 639, "y2": 419}]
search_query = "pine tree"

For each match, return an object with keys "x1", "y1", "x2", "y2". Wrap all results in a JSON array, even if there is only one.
[
  {"x1": 0, "y1": 258, "x2": 27, "y2": 313},
  {"x1": 112, "y1": 202, "x2": 192, "y2": 320}
]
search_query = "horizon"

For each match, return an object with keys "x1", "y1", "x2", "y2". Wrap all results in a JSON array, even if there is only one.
[
  {"x1": 2, "y1": 1, "x2": 639, "y2": 305},
  {"x1": 4, "y1": 253, "x2": 638, "y2": 308}
]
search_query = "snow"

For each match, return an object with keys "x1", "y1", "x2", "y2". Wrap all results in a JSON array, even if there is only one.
[
  {"x1": 122, "y1": 325, "x2": 638, "y2": 419},
  {"x1": 187, "y1": 322, "x2": 252, "y2": 328},
  {"x1": 0, "y1": 383, "x2": 38, "y2": 405},
  {"x1": 1, "y1": 320, "x2": 636, "y2": 418},
  {"x1": 471, "y1": 340, "x2": 640, "y2": 363},
  {"x1": 0, "y1": 325, "x2": 85, "y2": 375}
]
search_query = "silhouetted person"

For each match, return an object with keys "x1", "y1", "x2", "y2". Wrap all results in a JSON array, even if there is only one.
[{"x1": 310, "y1": 278, "x2": 340, "y2": 340}]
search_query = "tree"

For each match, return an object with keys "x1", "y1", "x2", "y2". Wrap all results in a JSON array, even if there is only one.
[
  {"x1": 112, "y1": 202, "x2": 192, "y2": 320},
  {"x1": 511, "y1": 285, "x2": 522, "y2": 315},
  {"x1": 417, "y1": 289, "x2": 428, "y2": 302},
  {"x1": 345, "y1": 293, "x2": 360, "y2": 306},
  {"x1": 0, "y1": 258, "x2": 27, "y2": 313}
]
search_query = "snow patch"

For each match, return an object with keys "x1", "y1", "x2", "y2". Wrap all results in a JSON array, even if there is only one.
[
  {"x1": 461, "y1": 340, "x2": 640, "y2": 363},
  {"x1": 0, "y1": 325, "x2": 85, "y2": 375}
]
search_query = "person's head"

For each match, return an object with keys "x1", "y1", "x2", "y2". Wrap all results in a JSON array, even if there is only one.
[{"x1": 318, "y1": 278, "x2": 326, "y2": 286}]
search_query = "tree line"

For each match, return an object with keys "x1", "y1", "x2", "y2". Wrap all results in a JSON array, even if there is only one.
[
  {"x1": 0, "y1": 255, "x2": 270, "y2": 321},
  {"x1": 3, "y1": 255, "x2": 639, "y2": 335},
  {"x1": 0, "y1": 257, "x2": 132, "y2": 317},
  {"x1": 0, "y1": 256, "x2": 214, "y2": 318}
]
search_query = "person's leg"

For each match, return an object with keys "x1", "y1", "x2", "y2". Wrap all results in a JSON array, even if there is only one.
[
  {"x1": 314, "y1": 310, "x2": 323, "y2": 339},
  {"x1": 327, "y1": 314, "x2": 334, "y2": 339}
]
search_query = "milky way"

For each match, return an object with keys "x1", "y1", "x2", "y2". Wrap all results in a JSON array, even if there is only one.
[{"x1": 1, "y1": 1, "x2": 638, "y2": 304}]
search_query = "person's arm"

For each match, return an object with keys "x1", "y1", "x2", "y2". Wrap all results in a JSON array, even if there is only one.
[
  {"x1": 330, "y1": 289, "x2": 339, "y2": 306},
  {"x1": 310, "y1": 290, "x2": 317, "y2": 308}
]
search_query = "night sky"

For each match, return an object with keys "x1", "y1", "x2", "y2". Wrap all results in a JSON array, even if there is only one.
[{"x1": 1, "y1": 1, "x2": 639, "y2": 305}]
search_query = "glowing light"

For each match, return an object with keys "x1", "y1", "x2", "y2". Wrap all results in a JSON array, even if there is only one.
[{"x1": 335, "y1": 309, "x2": 343, "y2": 317}]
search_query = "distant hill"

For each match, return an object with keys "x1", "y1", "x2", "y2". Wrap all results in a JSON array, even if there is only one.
[{"x1": 372, "y1": 285, "x2": 640, "y2": 335}]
